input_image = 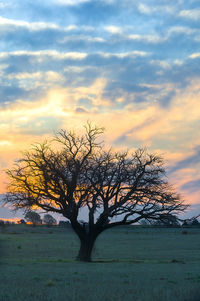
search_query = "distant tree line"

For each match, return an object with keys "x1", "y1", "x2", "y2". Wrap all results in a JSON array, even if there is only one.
[
  {"x1": 23, "y1": 212, "x2": 57, "y2": 226},
  {"x1": 1, "y1": 213, "x2": 200, "y2": 228},
  {"x1": 182, "y1": 218, "x2": 200, "y2": 227},
  {"x1": 140, "y1": 216, "x2": 200, "y2": 227},
  {"x1": 0, "y1": 212, "x2": 57, "y2": 227}
]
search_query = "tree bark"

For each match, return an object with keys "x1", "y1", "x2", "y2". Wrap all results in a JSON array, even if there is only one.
[
  {"x1": 77, "y1": 236, "x2": 96, "y2": 262},
  {"x1": 70, "y1": 219, "x2": 100, "y2": 262}
]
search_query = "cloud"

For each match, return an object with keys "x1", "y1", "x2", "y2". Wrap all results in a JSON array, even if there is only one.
[
  {"x1": 1, "y1": 47, "x2": 200, "y2": 110},
  {"x1": 168, "y1": 26, "x2": 197, "y2": 36},
  {"x1": 128, "y1": 34, "x2": 165, "y2": 44},
  {"x1": 168, "y1": 166, "x2": 200, "y2": 204},
  {"x1": 99, "y1": 51, "x2": 150, "y2": 58},
  {"x1": 189, "y1": 53, "x2": 200, "y2": 59},
  {"x1": 137, "y1": 2, "x2": 177, "y2": 15},
  {"x1": 0, "y1": 0, "x2": 200, "y2": 206},
  {"x1": 111, "y1": 79, "x2": 200, "y2": 155},
  {"x1": 181, "y1": 179, "x2": 200, "y2": 193},
  {"x1": 0, "y1": 50, "x2": 87, "y2": 60},
  {"x1": 0, "y1": 16, "x2": 96, "y2": 33},
  {"x1": 179, "y1": 9, "x2": 200, "y2": 20},
  {"x1": 0, "y1": 16, "x2": 62, "y2": 30},
  {"x1": 18, "y1": 117, "x2": 63, "y2": 135},
  {"x1": 75, "y1": 107, "x2": 88, "y2": 113},
  {"x1": 137, "y1": 3, "x2": 152, "y2": 14},
  {"x1": 0, "y1": 78, "x2": 199, "y2": 202},
  {"x1": 169, "y1": 146, "x2": 200, "y2": 173},
  {"x1": 53, "y1": 0, "x2": 91, "y2": 6},
  {"x1": 104, "y1": 25, "x2": 123, "y2": 34},
  {"x1": 78, "y1": 97, "x2": 93, "y2": 108}
]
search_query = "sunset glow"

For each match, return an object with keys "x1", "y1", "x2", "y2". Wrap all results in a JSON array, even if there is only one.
[
  {"x1": 0, "y1": 0, "x2": 200, "y2": 219},
  {"x1": 0, "y1": 217, "x2": 20, "y2": 223}
]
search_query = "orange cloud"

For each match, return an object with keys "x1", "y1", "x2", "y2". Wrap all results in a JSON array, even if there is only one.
[{"x1": 0, "y1": 78, "x2": 199, "y2": 206}]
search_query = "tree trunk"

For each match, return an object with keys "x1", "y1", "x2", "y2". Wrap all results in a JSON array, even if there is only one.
[
  {"x1": 70, "y1": 219, "x2": 100, "y2": 262},
  {"x1": 77, "y1": 236, "x2": 96, "y2": 262}
]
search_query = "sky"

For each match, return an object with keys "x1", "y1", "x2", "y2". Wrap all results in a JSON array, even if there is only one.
[{"x1": 0, "y1": 0, "x2": 200, "y2": 220}]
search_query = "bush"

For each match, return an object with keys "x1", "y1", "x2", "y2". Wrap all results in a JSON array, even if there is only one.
[{"x1": 58, "y1": 221, "x2": 70, "y2": 227}]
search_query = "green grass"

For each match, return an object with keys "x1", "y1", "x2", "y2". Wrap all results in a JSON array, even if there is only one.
[{"x1": 0, "y1": 225, "x2": 200, "y2": 301}]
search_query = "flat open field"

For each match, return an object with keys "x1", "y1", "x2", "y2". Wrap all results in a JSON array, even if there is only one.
[{"x1": 0, "y1": 225, "x2": 200, "y2": 301}]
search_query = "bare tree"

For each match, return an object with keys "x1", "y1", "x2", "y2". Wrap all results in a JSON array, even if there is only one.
[{"x1": 4, "y1": 123, "x2": 188, "y2": 261}]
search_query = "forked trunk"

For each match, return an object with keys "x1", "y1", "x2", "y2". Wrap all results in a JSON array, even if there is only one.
[
  {"x1": 70, "y1": 220, "x2": 100, "y2": 262},
  {"x1": 77, "y1": 237, "x2": 96, "y2": 262}
]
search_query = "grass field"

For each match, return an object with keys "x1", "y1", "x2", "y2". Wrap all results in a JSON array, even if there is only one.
[{"x1": 0, "y1": 224, "x2": 200, "y2": 301}]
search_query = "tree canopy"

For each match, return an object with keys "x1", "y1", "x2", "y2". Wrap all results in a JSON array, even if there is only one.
[
  {"x1": 4, "y1": 123, "x2": 188, "y2": 261},
  {"x1": 43, "y1": 214, "x2": 57, "y2": 226},
  {"x1": 24, "y1": 211, "x2": 42, "y2": 225}
]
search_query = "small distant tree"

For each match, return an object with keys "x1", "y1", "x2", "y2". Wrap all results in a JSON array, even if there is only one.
[
  {"x1": 4, "y1": 123, "x2": 188, "y2": 261},
  {"x1": 43, "y1": 214, "x2": 57, "y2": 226},
  {"x1": 181, "y1": 217, "x2": 200, "y2": 227},
  {"x1": 24, "y1": 211, "x2": 42, "y2": 226}
]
